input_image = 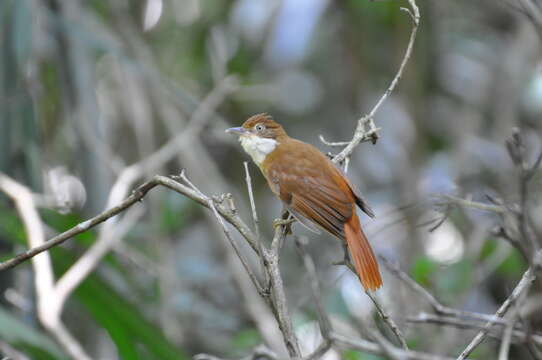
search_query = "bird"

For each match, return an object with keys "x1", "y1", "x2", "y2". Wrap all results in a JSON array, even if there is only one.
[{"x1": 226, "y1": 113, "x2": 382, "y2": 291}]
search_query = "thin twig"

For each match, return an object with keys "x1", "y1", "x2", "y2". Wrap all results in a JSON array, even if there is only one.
[
  {"x1": 367, "y1": 327, "x2": 403, "y2": 360},
  {"x1": 0, "y1": 172, "x2": 301, "y2": 357},
  {"x1": 339, "y1": 249, "x2": 408, "y2": 349},
  {"x1": 525, "y1": 148, "x2": 542, "y2": 181},
  {"x1": 439, "y1": 194, "x2": 506, "y2": 213},
  {"x1": 295, "y1": 236, "x2": 333, "y2": 339},
  {"x1": 304, "y1": 339, "x2": 332, "y2": 360},
  {"x1": 498, "y1": 315, "x2": 518, "y2": 360},
  {"x1": 54, "y1": 206, "x2": 145, "y2": 309},
  {"x1": 456, "y1": 252, "x2": 540, "y2": 360},
  {"x1": 0, "y1": 173, "x2": 91, "y2": 360},
  {"x1": 196, "y1": 344, "x2": 278, "y2": 360},
  {"x1": 244, "y1": 162, "x2": 269, "y2": 289},
  {"x1": 365, "y1": 290, "x2": 409, "y2": 350},
  {"x1": 179, "y1": 171, "x2": 266, "y2": 296},
  {"x1": 183, "y1": 168, "x2": 300, "y2": 357},
  {"x1": 407, "y1": 312, "x2": 542, "y2": 345},
  {"x1": 331, "y1": 332, "x2": 454, "y2": 360},
  {"x1": 506, "y1": 129, "x2": 540, "y2": 255},
  {"x1": 381, "y1": 256, "x2": 515, "y2": 324},
  {"x1": 243, "y1": 162, "x2": 261, "y2": 241},
  {"x1": 0, "y1": 175, "x2": 259, "y2": 271},
  {"x1": 329, "y1": 0, "x2": 420, "y2": 164},
  {"x1": 265, "y1": 226, "x2": 301, "y2": 357}
]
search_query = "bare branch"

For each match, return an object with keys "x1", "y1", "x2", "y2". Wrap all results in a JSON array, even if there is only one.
[
  {"x1": 0, "y1": 173, "x2": 91, "y2": 360},
  {"x1": 439, "y1": 194, "x2": 506, "y2": 213},
  {"x1": 54, "y1": 206, "x2": 145, "y2": 310},
  {"x1": 498, "y1": 315, "x2": 518, "y2": 360},
  {"x1": 0, "y1": 175, "x2": 259, "y2": 271},
  {"x1": 295, "y1": 236, "x2": 333, "y2": 340},
  {"x1": 243, "y1": 162, "x2": 261, "y2": 241},
  {"x1": 456, "y1": 251, "x2": 540, "y2": 359},
  {"x1": 179, "y1": 171, "x2": 266, "y2": 296},
  {"x1": 304, "y1": 340, "x2": 333, "y2": 360},
  {"x1": 265, "y1": 226, "x2": 301, "y2": 357},
  {"x1": 381, "y1": 256, "x2": 520, "y2": 324},
  {"x1": 329, "y1": 0, "x2": 420, "y2": 164},
  {"x1": 525, "y1": 148, "x2": 542, "y2": 181},
  {"x1": 407, "y1": 312, "x2": 542, "y2": 345},
  {"x1": 338, "y1": 249, "x2": 408, "y2": 349},
  {"x1": 365, "y1": 290, "x2": 409, "y2": 350},
  {"x1": 331, "y1": 333, "x2": 454, "y2": 360},
  {"x1": 181, "y1": 170, "x2": 300, "y2": 357},
  {"x1": 195, "y1": 344, "x2": 278, "y2": 360},
  {"x1": 244, "y1": 162, "x2": 268, "y2": 287}
]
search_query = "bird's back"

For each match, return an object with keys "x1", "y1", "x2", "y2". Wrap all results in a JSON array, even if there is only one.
[{"x1": 262, "y1": 138, "x2": 356, "y2": 239}]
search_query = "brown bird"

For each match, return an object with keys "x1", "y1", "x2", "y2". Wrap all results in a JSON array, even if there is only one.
[{"x1": 226, "y1": 113, "x2": 382, "y2": 291}]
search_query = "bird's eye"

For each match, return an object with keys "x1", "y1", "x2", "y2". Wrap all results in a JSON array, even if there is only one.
[{"x1": 255, "y1": 124, "x2": 265, "y2": 132}]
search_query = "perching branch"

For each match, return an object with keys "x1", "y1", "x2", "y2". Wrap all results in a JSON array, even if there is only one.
[{"x1": 0, "y1": 174, "x2": 258, "y2": 272}]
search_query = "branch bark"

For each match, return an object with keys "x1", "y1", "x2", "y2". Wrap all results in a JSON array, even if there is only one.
[
  {"x1": 456, "y1": 251, "x2": 540, "y2": 360},
  {"x1": 0, "y1": 174, "x2": 258, "y2": 272},
  {"x1": 324, "y1": 0, "x2": 420, "y2": 164}
]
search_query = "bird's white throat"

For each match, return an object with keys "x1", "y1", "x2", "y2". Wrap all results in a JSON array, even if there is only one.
[{"x1": 239, "y1": 135, "x2": 277, "y2": 166}]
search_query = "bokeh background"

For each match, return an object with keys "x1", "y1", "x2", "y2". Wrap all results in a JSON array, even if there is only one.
[{"x1": 1, "y1": 0, "x2": 542, "y2": 359}]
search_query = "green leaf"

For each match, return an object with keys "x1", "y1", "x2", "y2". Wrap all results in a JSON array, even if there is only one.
[
  {"x1": 0, "y1": 306, "x2": 68, "y2": 359},
  {"x1": 40, "y1": 208, "x2": 129, "y2": 277},
  {"x1": 497, "y1": 251, "x2": 525, "y2": 277},
  {"x1": 410, "y1": 256, "x2": 437, "y2": 286},
  {"x1": 51, "y1": 248, "x2": 187, "y2": 360},
  {"x1": 479, "y1": 238, "x2": 497, "y2": 260},
  {"x1": 159, "y1": 192, "x2": 191, "y2": 234},
  {"x1": 342, "y1": 350, "x2": 384, "y2": 360},
  {"x1": 437, "y1": 259, "x2": 473, "y2": 295},
  {"x1": 40, "y1": 209, "x2": 95, "y2": 246},
  {"x1": 232, "y1": 328, "x2": 261, "y2": 352},
  {"x1": 0, "y1": 204, "x2": 26, "y2": 245}
]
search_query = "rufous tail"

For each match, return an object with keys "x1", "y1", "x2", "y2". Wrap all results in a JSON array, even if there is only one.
[{"x1": 344, "y1": 211, "x2": 382, "y2": 291}]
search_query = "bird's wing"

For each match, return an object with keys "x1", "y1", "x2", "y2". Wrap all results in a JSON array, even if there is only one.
[
  {"x1": 286, "y1": 207, "x2": 322, "y2": 234},
  {"x1": 265, "y1": 141, "x2": 354, "y2": 239},
  {"x1": 341, "y1": 170, "x2": 375, "y2": 218}
]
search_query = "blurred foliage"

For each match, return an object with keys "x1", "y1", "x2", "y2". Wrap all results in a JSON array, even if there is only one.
[
  {"x1": 230, "y1": 329, "x2": 261, "y2": 356},
  {"x1": 410, "y1": 256, "x2": 437, "y2": 286},
  {"x1": 52, "y1": 248, "x2": 186, "y2": 360},
  {"x1": 342, "y1": 350, "x2": 383, "y2": 360},
  {"x1": 0, "y1": 306, "x2": 68, "y2": 359}
]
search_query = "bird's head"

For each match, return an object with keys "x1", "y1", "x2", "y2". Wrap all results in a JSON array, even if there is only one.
[
  {"x1": 226, "y1": 113, "x2": 286, "y2": 166},
  {"x1": 226, "y1": 113, "x2": 286, "y2": 140}
]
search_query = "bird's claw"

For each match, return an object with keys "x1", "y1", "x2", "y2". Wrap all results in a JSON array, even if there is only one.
[
  {"x1": 272, "y1": 218, "x2": 295, "y2": 235},
  {"x1": 272, "y1": 218, "x2": 295, "y2": 228}
]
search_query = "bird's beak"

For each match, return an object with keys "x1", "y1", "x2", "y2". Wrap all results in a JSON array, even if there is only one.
[{"x1": 225, "y1": 127, "x2": 247, "y2": 135}]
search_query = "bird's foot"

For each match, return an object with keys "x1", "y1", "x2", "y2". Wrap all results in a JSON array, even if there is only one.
[
  {"x1": 272, "y1": 218, "x2": 295, "y2": 228},
  {"x1": 272, "y1": 217, "x2": 295, "y2": 235}
]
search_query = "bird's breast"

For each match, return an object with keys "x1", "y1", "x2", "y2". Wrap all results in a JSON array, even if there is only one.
[{"x1": 239, "y1": 135, "x2": 278, "y2": 167}]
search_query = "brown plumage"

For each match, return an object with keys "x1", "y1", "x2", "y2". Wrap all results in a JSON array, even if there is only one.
[{"x1": 227, "y1": 114, "x2": 382, "y2": 291}]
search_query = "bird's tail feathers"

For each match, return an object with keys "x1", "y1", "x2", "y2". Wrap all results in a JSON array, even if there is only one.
[{"x1": 344, "y1": 212, "x2": 382, "y2": 291}]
